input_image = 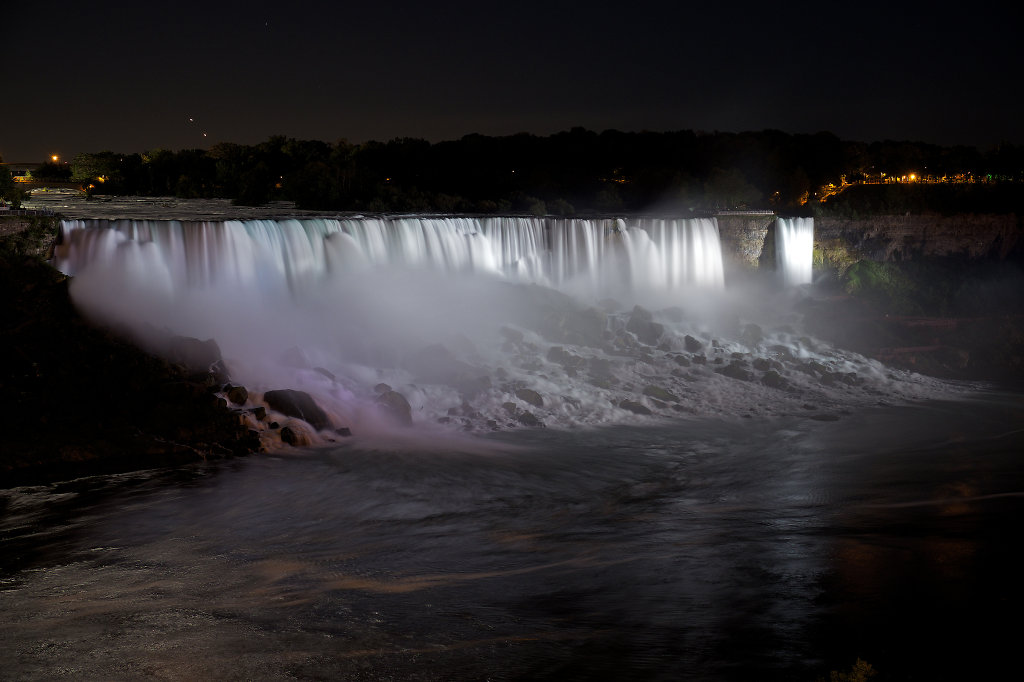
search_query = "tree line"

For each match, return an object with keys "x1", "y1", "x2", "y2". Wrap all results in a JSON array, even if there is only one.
[{"x1": 21, "y1": 129, "x2": 1024, "y2": 214}]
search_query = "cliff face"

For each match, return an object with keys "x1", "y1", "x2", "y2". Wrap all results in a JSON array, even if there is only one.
[
  {"x1": 0, "y1": 214, "x2": 60, "y2": 259},
  {"x1": 813, "y1": 213, "x2": 1023, "y2": 275}
]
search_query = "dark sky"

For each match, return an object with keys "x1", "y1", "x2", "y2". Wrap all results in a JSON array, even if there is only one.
[{"x1": 2, "y1": 1, "x2": 1020, "y2": 162}]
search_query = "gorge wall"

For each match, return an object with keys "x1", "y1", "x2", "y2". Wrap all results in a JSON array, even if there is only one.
[{"x1": 812, "y1": 213, "x2": 1023, "y2": 275}]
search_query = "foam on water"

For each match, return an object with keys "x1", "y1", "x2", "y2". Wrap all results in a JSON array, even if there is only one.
[{"x1": 54, "y1": 215, "x2": 956, "y2": 448}]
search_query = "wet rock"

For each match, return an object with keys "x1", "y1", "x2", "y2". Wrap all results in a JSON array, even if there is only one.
[
  {"x1": 547, "y1": 346, "x2": 587, "y2": 372},
  {"x1": 672, "y1": 354, "x2": 692, "y2": 367},
  {"x1": 691, "y1": 354, "x2": 707, "y2": 365},
  {"x1": 164, "y1": 335, "x2": 225, "y2": 375},
  {"x1": 335, "y1": 426, "x2": 352, "y2": 437},
  {"x1": 619, "y1": 399, "x2": 653, "y2": 415},
  {"x1": 263, "y1": 389, "x2": 331, "y2": 430},
  {"x1": 515, "y1": 387, "x2": 544, "y2": 408},
  {"x1": 715, "y1": 361, "x2": 754, "y2": 381},
  {"x1": 374, "y1": 382, "x2": 392, "y2": 394},
  {"x1": 752, "y1": 357, "x2": 772, "y2": 371},
  {"x1": 770, "y1": 344, "x2": 796, "y2": 361},
  {"x1": 225, "y1": 384, "x2": 248, "y2": 405},
  {"x1": 760, "y1": 370, "x2": 789, "y2": 389},
  {"x1": 740, "y1": 323, "x2": 763, "y2": 347},
  {"x1": 516, "y1": 410, "x2": 544, "y2": 427},
  {"x1": 684, "y1": 335, "x2": 704, "y2": 352},
  {"x1": 642, "y1": 385, "x2": 678, "y2": 402},
  {"x1": 280, "y1": 426, "x2": 311, "y2": 446},
  {"x1": 376, "y1": 390, "x2": 413, "y2": 426},
  {"x1": 626, "y1": 305, "x2": 665, "y2": 346},
  {"x1": 251, "y1": 406, "x2": 267, "y2": 421}
]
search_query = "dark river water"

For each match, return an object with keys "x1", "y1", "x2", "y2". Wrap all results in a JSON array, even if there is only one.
[{"x1": 3, "y1": 390, "x2": 1023, "y2": 681}]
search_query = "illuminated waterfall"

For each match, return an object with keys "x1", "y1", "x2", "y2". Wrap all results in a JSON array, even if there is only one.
[
  {"x1": 55, "y1": 216, "x2": 726, "y2": 298},
  {"x1": 775, "y1": 217, "x2": 814, "y2": 286}
]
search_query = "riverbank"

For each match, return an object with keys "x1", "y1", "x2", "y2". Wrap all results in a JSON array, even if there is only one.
[{"x1": 0, "y1": 253, "x2": 260, "y2": 487}]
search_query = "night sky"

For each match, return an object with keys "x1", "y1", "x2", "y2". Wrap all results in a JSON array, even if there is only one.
[{"x1": 2, "y1": 1, "x2": 1020, "y2": 162}]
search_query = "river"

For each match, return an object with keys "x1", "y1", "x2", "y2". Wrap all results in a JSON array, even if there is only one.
[{"x1": 3, "y1": 392, "x2": 1023, "y2": 680}]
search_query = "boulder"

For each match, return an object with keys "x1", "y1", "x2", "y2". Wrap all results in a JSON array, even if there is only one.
[
  {"x1": 164, "y1": 335, "x2": 225, "y2": 374},
  {"x1": 642, "y1": 385, "x2": 678, "y2": 402},
  {"x1": 760, "y1": 370, "x2": 789, "y2": 390},
  {"x1": 740, "y1": 323, "x2": 763, "y2": 347},
  {"x1": 515, "y1": 387, "x2": 544, "y2": 408},
  {"x1": 376, "y1": 390, "x2": 413, "y2": 426},
  {"x1": 280, "y1": 426, "x2": 311, "y2": 446},
  {"x1": 684, "y1": 335, "x2": 704, "y2": 352},
  {"x1": 225, "y1": 384, "x2": 248, "y2": 405},
  {"x1": 516, "y1": 410, "x2": 544, "y2": 427},
  {"x1": 263, "y1": 389, "x2": 331, "y2": 430},
  {"x1": 715, "y1": 361, "x2": 754, "y2": 381},
  {"x1": 619, "y1": 399, "x2": 653, "y2": 415},
  {"x1": 626, "y1": 305, "x2": 665, "y2": 346}
]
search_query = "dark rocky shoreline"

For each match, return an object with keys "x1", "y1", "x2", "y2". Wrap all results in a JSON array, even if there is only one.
[{"x1": 0, "y1": 253, "x2": 260, "y2": 487}]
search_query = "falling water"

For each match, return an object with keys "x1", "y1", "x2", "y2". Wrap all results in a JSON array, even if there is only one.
[
  {"x1": 55, "y1": 216, "x2": 725, "y2": 297},
  {"x1": 776, "y1": 217, "x2": 814, "y2": 286}
]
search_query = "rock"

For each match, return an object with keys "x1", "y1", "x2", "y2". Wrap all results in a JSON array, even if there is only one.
[
  {"x1": 164, "y1": 335, "x2": 225, "y2": 374},
  {"x1": 642, "y1": 385, "x2": 678, "y2": 402},
  {"x1": 619, "y1": 399, "x2": 653, "y2": 415},
  {"x1": 672, "y1": 354, "x2": 692, "y2": 367},
  {"x1": 691, "y1": 354, "x2": 707, "y2": 365},
  {"x1": 516, "y1": 410, "x2": 544, "y2": 427},
  {"x1": 225, "y1": 384, "x2": 248, "y2": 405},
  {"x1": 715, "y1": 361, "x2": 754, "y2": 381},
  {"x1": 376, "y1": 390, "x2": 413, "y2": 426},
  {"x1": 547, "y1": 345, "x2": 586, "y2": 371},
  {"x1": 335, "y1": 427, "x2": 352, "y2": 437},
  {"x1": 251, "y1": 406, "x2": 267, "y2": 421},
  {"x1": 752, "y1": 357, "x2": 772, "y2": 371},
  {"x1": 760, "y1": 370, "x2": 789, "y2": 389},
  {"x1": 280, "y1": 426, "x2": 311, "y2": 446},
  {"x1": 374, "y1": 382, "x2": 392, "y2": 394},
  {"x1": 515, "y1": 387, "x2": 544, "y2": 408},
  {"x1": 263, "y1": 389, "x2": 331, "y2": 430},
  {"x1": 684, "y1": 335, "x2": 704, "y2": 352},
  {"x1": 769, "y1": 344, "x2": 796, "y2": 360},
  {"x1": 740, "y1": 323, "x2": 763, "y2": 347},
  {"x1": 626, "y1": 305, "x2": 665, "y2": 345}
]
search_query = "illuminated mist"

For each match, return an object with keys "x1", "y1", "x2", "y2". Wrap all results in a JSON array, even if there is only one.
[{"x1": 55, "y1": 215, "x2": 951, "y2": 447}]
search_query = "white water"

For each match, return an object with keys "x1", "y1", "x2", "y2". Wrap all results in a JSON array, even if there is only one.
[
  {"x1": 776, "y1": 217, "x2": 814, "y2": 286},
  {"x1": 55, "y1": 216, "x2": 725, "y2": 297},
  {"x1": 54, "y1": 213, "x2": 952, "y2": 447}
]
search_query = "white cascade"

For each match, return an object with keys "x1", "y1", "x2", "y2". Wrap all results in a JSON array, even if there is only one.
[{"x1": 775, "y1": 217, "x2": 814, "y2": 286}]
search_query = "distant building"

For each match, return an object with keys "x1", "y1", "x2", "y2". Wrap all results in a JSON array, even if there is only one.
[{"x1": 1, "y1": 163, "x2": 43, "y2": 181}]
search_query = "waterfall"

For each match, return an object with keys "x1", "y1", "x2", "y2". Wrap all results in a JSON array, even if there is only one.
[
  {"x1": 55, "y1": 216, "x2": 726, "y2": 299},
  {"x1": 775, "y1": 217, "x2": 814, "y2": 286}
]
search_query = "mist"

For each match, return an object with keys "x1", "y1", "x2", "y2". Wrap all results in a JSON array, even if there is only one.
[{"x1": 57, "y1": 216, "x2": 958, "y2": 446}]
